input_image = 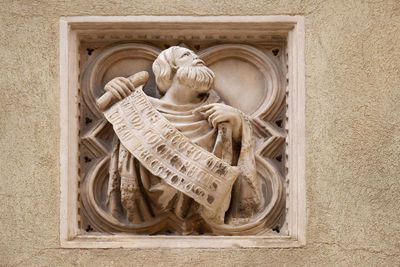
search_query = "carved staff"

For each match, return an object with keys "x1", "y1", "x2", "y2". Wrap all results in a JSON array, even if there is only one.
[{"x1": 96, "y1": 71, "x2": 149, "y2": 111}]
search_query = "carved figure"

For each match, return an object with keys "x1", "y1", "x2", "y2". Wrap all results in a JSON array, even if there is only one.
[{"x1": 97, "y1": 46, "x2": 263, "y2": 234}]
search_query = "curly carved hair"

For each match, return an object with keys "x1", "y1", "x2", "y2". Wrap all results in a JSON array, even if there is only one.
[{"x1": 152, "y1": 46, "x2": 187, "y2": 94}]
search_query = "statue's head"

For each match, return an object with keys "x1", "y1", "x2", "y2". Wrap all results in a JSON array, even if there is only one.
[{"x1": 152, "y1": 46, "x2": 215, "y2": 95}]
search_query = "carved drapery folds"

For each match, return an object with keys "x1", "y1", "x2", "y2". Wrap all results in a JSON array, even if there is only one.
[{"x1": 79, "y1": 43, "x2": 286, "y2": 235}]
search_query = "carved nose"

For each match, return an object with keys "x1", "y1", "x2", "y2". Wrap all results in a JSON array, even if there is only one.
[{"x1": 193, "y1": 59, "x2": 205, "y2": 66}]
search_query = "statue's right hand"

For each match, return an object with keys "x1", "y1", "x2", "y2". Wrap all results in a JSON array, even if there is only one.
[
  {"x1": 104, "y1": 77, "x2": 136, "y2": 100},
  {"x1": 97, "y1": 71, "x2": 149, "y2": 111}
]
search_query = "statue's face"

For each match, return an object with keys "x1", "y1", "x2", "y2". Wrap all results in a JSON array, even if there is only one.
[
  {"x1": 174, "y1": 48, "x2": 205, "y2": 68},
  {"x1": 171, "y1": 48, "x2": 215, "y2": 95}
]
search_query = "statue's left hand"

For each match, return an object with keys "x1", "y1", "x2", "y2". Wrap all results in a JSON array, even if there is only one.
[{"x1": 195, "y1": 103, "x2": 242, "y2": 141}]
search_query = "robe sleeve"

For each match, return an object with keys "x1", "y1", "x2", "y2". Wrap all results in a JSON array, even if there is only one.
[{"x1": 230, "y1": 113, "x2": 261, "y2": 218}]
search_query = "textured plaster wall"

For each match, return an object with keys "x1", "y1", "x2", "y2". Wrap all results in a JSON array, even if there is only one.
[{"x1": 0, "y1": 0, "x2": 399, "y2": 266}]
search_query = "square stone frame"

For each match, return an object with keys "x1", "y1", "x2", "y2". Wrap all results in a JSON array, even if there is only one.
[{"x1": 60, "y1": 16, "x2": 305, "y2": 248}]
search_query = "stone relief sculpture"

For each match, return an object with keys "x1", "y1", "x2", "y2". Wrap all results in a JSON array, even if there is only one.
[{"x1": 81, "y1": 44, "x2": 285, "y2": 235}]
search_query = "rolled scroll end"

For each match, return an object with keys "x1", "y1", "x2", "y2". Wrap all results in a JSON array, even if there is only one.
[
  {"x1": 128, "y1": 71, "x2": 149, "y2": 87},
  {"x1": 97, "y1": 92, "x2": 114, "y2": 111}
]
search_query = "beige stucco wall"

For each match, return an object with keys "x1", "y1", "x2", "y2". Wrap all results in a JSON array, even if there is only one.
[{"x1": 1, "y1": 0, "x2": 399, "y2": 266}]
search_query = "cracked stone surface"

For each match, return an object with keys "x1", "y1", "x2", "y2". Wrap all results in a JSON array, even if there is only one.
[{"x1": 0, "y1": 0, "x2": 399, "y2": 266}]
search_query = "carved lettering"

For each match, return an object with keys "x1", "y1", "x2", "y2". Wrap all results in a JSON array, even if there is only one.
[{"x1": 104, "y1": 88, "x2": 240, "y2": 210}]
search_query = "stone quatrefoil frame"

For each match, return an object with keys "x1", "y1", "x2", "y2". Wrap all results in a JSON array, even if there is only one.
[{"x1": 60, "y1": 16, "x2": 305, "y2": 248}]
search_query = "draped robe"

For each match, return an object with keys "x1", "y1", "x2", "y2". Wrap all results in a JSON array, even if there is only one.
[{"x1": 106, "y1": 90, "x2": 260, "y2": 233}]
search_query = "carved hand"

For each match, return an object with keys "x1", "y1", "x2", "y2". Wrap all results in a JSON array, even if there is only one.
[
  {"x1": 104, "y1": 77, "x2": 136, "y2": 100},
  {"x1": 195, "y1": 103, "x2": 243, "y2": 141},
  {"x1": 97, "y1": 71, "x2": 149, "y2": 111}
]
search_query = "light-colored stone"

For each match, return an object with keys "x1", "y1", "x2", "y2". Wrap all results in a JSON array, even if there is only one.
[
  {"x1": 60, "y1": 16, "x2": 305, "y2": 248},
  {"x1": 1, "y1": 0, "x2": 399, "y2": 265}
]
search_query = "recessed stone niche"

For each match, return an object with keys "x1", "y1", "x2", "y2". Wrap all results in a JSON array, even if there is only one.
[{"x1": 60, "y1": 16, "x2": 305, "y2": 248}]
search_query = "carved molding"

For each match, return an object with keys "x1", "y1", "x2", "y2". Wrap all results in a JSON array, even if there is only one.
[{"x1": 60, "y1": 16, "x2": 305, "y2": 248}]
